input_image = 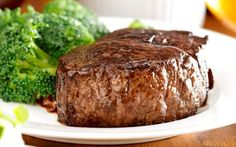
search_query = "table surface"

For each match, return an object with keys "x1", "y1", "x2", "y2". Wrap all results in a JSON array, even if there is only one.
[{"x1": 19, "y1": 0, "x2": 236, "y2": 146}]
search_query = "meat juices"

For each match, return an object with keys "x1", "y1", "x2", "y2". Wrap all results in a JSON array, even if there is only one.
[{"x1": 56, "y1": 29, "x2": 213, "y2": 127}]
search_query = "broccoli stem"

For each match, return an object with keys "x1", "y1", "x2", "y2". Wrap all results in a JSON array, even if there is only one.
[
  {"x1": 42, "y1": 67, "x2": 57, "y2": 75},
  {"x1": 17, "y1": 46, "x2": 57, "y2": 76},
  {"x1": 17, "y1": 61, "x2": 57, "y2": 76},
  {"x1": 31, "y1": 46, "x2": 50, "y2": 60},
  {"x1": 32, "y1": 46, "x2": 57, "y2": 75},
  {"x1": 27, "y1": 56, "x2": 54, "y2": 68}
]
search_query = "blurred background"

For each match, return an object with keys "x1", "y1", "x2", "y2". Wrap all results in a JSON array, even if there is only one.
[{"x1": 0, "y1": 0, "x2": 236, "y2": 37}]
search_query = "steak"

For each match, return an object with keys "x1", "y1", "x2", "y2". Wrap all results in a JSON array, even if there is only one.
[
  {"x1": 100, "y1": 29, "x2": 213, "y2": 90},
  {"x1": 56, "y1": 29, "x2": 212, "y2": 127}
]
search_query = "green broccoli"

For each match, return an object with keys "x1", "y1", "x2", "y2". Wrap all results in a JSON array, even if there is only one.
[
  {"x1": 129, "y1": 19, "x2": 152, "y2": 29},
  {"x1": 0, "y1": 4, "x2": 106, "y2": 103},
  {"x1": 25, "y1": 7, "x2": 94, "y2": 59},
  {"x1": 36, "y1": 13, "x2": 95, "y2": 59},
  {"x1": 0, "y1": 9, "x2": 23, "y2": 31},
  {"x1": 0, "y1": 125, "x2": 3, "y2": 139},
  {"x1": 0, "y1": 105, "x2": 28, "y2": 140},
  {"x1": 43, "y1": 0, "x2": 109, "y2": 40},
  {"x1": 0, "y1": 9, "x2": 57, "y2": 103}
]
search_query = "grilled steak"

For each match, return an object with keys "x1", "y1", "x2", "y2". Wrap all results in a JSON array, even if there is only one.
[
  {"x1": 56, "y1": 29, "x2": 212, "y2": 127},
  {"x1": 100, "y1": 29, "x2": 213, "y2": 90}
]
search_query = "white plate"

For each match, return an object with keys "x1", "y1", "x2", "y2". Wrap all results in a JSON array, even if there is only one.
[{"x1": 1, "y1": 17, "x2": 236, "y2": 145}]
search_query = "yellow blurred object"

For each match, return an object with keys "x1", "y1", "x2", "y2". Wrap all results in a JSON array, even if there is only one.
[{"x1": 206, "y1": 0, "x2": 236, "y2": 32}]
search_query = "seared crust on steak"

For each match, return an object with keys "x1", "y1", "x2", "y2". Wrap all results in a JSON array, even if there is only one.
[
  {"x1": 100, "y1": 29, "x2": 212, "y2": 91},
  {"x1": 56, "y1": 29, "x2": 211, "y2": 127}
]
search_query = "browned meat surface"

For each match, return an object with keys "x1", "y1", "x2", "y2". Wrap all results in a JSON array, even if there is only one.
[
  {"x1": 100, "y1": 29, "x2": 212, "y2": 91},
  {"x1": 100, "y1": 29, "x2": 207, "y2": 58},
  {"x1": 56, "y1": 29, "x2": 212, "y2": 127},
  {"x1": 37, "y1": 96, "x2": 57, "y2": 113}
]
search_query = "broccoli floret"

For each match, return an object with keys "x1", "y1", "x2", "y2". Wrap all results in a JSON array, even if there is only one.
[
  {"x1": 0, "y1": 4, "x2": 107, "y2": 103},
  {"x1": 129, "y1": 19, "x2": 152, "y2": 29},
  {"x1": 24, "y1": 7, "x2": 94, "y2": 59},
  {"x1": 0, "y1": 8, "x2": 21, "y2": 30},
  {"x1": 36, "y1": 13, "x2": 95, "y2": 59},
  {"x1": 43, "y1": 0, "x2": 109, "y2": 40},
  {"x1": 0, "y1": 9, "x2": 57, "y2": 104},
  {"x1": 0, "y1": 6, "x2": 97, "y2": 103}
]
